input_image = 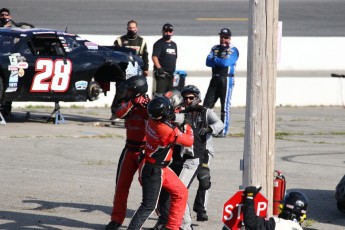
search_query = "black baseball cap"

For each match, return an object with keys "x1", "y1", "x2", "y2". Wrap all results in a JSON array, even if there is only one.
[
  {"x1": 219, "y1": 28, "x2": 231, "y2": 37},
  {"x1": 162, "y1": 23, "x2": 173, "y2": 31},
  {"x1": 0, "y1": 8, "x2": 10, "y2": 14}
]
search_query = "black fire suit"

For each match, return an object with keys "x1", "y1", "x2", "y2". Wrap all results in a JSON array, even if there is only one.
[{"x1": 110, "y1": 34, "x2": 149, "y2": 114}]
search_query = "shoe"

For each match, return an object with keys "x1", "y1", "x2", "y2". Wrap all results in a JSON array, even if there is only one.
[
  {"x1": 110, "y1": 113, "x2": 117, "y2": 120},
  {"x1": 105, "y1": 220, "x2": 121, "y2": 230},
  {"x1": 196, "y1": 212, "x2": 208, "y2": 221},
  {"x1": 111, "y1": 118, "x2": 124, "y2": 126},
  {"x1": 212, "y1": 133, "x2": 226, "y2": 138}
]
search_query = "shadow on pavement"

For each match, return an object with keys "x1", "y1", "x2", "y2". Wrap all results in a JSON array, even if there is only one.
[
  {"x1": 0, "y1": 210, "x2": 103, "y2": 230},
  {"x1": 4, "y1": 111, "x2": 109, "y2": 124},
  {"x1": 1, "y1": 199, "x2": 137, "y2": 229}
]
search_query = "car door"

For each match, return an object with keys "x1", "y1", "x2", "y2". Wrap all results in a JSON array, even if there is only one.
[{"x1": 16, "y1": 33, "x2": 73, "y2": 102}]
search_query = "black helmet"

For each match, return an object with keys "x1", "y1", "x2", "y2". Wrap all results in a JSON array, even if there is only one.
[
  {"x1": 181, "y1": 85, "x2": 202, "y2": 106},
  {"x1": 335, "y1": 175, "x2": 345, "y2": 213},
  {"x1": 163, "y1": 89, "x2": 183, "y2": 109},
  {"x1": 278, "y1": 191, "x2": 308, "y2": 224},
  {"x1": 124, "y1": 75, "x2": 148, "y2": 99},
  {"x1": 147, "y1": 96, "x2": 174, "y2": 121}
]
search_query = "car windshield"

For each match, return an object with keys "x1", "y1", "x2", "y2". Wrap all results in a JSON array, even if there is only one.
[{"x1": 0, "y1": 34, "x2": 20, "y2": 54}]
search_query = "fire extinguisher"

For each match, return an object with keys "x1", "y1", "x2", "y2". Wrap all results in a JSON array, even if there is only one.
[{"x1": 273, "y1": 170, "x2": 286, "y2": 215}]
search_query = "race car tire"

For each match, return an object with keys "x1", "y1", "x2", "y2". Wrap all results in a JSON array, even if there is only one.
[{"x1": 87, "y1": 81, "x2": 101, "y2": 101}]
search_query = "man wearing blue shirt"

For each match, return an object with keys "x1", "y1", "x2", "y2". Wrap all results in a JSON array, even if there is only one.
[{"x1": 204, "y1": 28, "x2": 239, "y2": 138}]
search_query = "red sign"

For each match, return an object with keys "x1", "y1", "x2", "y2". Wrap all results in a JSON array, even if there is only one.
[{"x1": 222, "y1": 190, "x2": 268, "y2": 230}]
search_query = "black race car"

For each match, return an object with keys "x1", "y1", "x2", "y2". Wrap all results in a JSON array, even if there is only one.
[{"x1": 0, "y1": 27, "x2": 143, "y2": 123}]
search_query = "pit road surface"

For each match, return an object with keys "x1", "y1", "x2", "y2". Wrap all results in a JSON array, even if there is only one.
[{"x1": 0, "y1": 106, "x2": 345, "y2": 229}]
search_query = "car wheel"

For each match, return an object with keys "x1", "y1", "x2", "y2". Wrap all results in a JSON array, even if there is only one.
[{"x1": 87, "y1": 81, "x2": 101, "y2": 101}]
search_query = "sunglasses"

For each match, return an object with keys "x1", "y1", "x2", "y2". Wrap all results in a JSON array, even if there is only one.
[
  {"x1": 183, "y1": 96, "x2": 195, "y2": 100},
  {"x1": 0, "y1": 13, "x2": 9, "y2": 17},
  {"x1": 164, "y1": 29, "x2": 173, "y2": 33},
  {"x1": 220, "y1": 35, "x2": 230, "y2": 39}
]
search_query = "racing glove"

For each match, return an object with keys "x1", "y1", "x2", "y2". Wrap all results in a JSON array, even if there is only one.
[
  {"x1": 199, "y1": 126, "x2": 212, "y2": 136},
  {"x1": 132, "y1": 95, "x2": 149, "y2": 107},
  {"x1": 244, "y1": 186, "x2": 262, "y2": 200}
]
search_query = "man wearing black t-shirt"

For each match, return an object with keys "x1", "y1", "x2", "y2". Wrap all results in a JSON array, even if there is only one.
[{"x1": 152, "y1": 23, "x2": 177, "y2": 95}]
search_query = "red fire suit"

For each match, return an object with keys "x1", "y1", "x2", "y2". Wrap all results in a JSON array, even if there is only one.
[
  {"x1": 109, "y1": 95, "x2": 149, "y2": 224},
  {"x1": 127, "y1": 119, "x2": 194, "y2": 230}
]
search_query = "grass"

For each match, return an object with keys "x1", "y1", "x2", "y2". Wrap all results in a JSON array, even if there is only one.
[{"x1": 303, "y1": 218, "x2": 316, "y2": 228}]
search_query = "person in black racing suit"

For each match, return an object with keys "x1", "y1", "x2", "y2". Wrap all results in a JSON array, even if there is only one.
[
  {"x1": 223, "y1": 186, "x2": 308, "y2": 230},
  {"x1": 110, "y1": 20, "x2": 149, "y2": 121}
]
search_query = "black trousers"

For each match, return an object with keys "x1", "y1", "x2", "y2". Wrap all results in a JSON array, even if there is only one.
[
  {"x1": 110, "y1": 80, "x2": 126, "y2": 115},
  {"x1": 154, "y1": 73, "x2": 174, "y2": 95}
]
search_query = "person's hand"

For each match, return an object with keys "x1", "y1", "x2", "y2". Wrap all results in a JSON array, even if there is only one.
[
  {"x1": 158, "y1": 67, "x2": 165, "y2": 75},
  {"x1": 185, "y1": 105, "x2": 203, "y2": 112},
  {"x1": 143, "y1": 70, "x2": 149, "y2": 77},
  {"x1": 199, "y1": 126, "x2": 212, "y2": 136},
  {"x1": 244, "y1": 186, "x2": 262, "y2": 199},
  {"x1": 132, "y1": 95, "x2": 149, "y2": 107}
]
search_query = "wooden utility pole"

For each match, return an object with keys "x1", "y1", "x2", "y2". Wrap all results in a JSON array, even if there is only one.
[{"x1": 242, "y1": 0, "x2": 279, "y2": 216}]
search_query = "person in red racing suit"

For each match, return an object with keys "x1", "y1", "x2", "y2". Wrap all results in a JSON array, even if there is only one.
[
  {"x1": 105, "y1": 76, "x2": 150, "y2": 230},
  {"x1": 127, "y1": 96, "x2": 194, "y2": 230}
]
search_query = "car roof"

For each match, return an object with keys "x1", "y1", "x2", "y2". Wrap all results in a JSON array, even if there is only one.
[{"x1": 0, "y1": 27, "x2": 76, "y2": 37}]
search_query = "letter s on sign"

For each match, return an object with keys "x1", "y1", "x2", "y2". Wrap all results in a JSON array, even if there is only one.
[{"x1": 223, "y1": 204, "x2": 234, "y2": 221}]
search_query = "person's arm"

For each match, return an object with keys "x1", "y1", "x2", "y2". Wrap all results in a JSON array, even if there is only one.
[
  {"x1": 152, "y1": 56, "x2": 161, "y2": 69},
  {"x1": 114, "y1": 37, "x2": 122, "y2": 47},
  {"x1": 141, "y1": 38, "x2": 149, "y2": 75},
  {"x1": 206, "y1": 109, "x2": 224, "y2": 135},
  {"x1": 173, "y1": 123, "x2": 194, "y2": 147},
  {"x1": 243, "y1": 187, "x2": 276, "y2": 230},
  {"x1": 115, "y1": 100, "x2": 133, "y2": 118},
  {"x1": 152, "y1": 41, "x2": 163, "y2": 70},
  {"x1": 206, "y1": 46, "x2": 216, "y2": 67},
  {"x1": 213, "y1": 46, "x2": 239, "y2": 68}
]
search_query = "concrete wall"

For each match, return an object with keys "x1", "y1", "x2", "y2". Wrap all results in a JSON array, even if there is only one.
[
  {"x1": 79, "y1": 35, "x2": 345, "y2": 72},
  {"x1": 13, "y1": 35, "x2": 345, "y2": 108}
]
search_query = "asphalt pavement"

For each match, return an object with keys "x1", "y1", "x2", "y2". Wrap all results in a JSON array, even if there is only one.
[
  {"x1": 0, "y1": 106, "x2": 345, "y2": 230},
  {"x1": 2, "y1": 0, "x2": 345, "y2": 36}
]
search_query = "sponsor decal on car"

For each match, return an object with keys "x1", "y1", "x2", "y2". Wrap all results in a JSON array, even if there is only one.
[
  {"x1": 18, "y1": 68, "x2": 25, "y2": 77},
  {"x1": 125, "y1": 61, "x2": 142, "y2": 79},
  {"x1": 84, "y1": 42, "x2": 98, "y2": 50},
  {"x1": 75, "y1": 80, "x2": 88, "y2": 90},
  {"x1": 17, "y1": 62, "x2": 28, "y2": 69},
  {"x1": 8, "y1": 54, "x2": 20, "y2": 92},
  {"x1": 8, "y1": 65, "x2": 18, "y2": 71}
]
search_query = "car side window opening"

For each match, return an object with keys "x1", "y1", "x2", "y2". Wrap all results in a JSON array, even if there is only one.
[
  {"x1": 28, "y1": 35, "x2": 65, "y2": 56},
  {"x1": 63, "y1": 36, "x2": 83, "y2": 52}
]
